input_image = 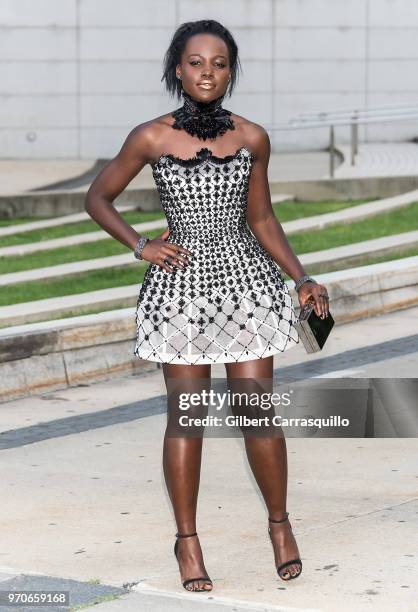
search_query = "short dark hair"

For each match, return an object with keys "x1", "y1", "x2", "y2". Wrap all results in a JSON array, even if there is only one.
[{"x1": 161, "y1": 19, "x2": 242, "y2": 100}]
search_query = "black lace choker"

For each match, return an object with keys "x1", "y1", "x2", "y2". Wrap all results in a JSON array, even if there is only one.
[{"x1": 171, "y1": 90, "x2": 235, "y2": 141}]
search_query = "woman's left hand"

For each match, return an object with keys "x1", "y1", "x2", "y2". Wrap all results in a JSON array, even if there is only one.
[{"x1": 297, "y1": 281, "x2": 330, "y2": 319}]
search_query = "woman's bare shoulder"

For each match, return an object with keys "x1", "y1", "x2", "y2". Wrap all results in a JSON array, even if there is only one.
[
  {"x1": 128, "y1": 113, "x2": 174, "y2": 144},
  {"x1": 230, "y1": 113, "x2": 270, "y2": 157},
  {"x1": 122, "y1": 113, "x2": 174, "y2": 163}
]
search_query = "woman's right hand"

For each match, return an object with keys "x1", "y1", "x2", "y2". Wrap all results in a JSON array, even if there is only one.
[{"x1": 141, "y1": 227, "x2": 193, "y2": 273}]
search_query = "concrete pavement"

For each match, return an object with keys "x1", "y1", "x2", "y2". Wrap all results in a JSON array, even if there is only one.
[
  {"x1": 0, "y1": 305, "x2": 417, "y2": 611},
  {"x1": 2, "y1": 143, "x2": 418, "y2": 198},
  {"x1": 334, "y1": 143, "x2": 418, "y2": 179},
  {"x1": 0, "y1": 151, "x2": 332, "y2": 196},
  {"x1": 0, "y1": 159, "x2": 96, "y2": 196}
]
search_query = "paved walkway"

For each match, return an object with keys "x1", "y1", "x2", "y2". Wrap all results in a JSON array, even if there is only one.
[
  {"x1": 0, "y1": 159, "x2": 96, "y2": 195},
  {"x1": 0, "y1": 305, "x2": 416, "y2": 611},
  {"x1": 2, "y1": 143, "x2": 418, "y2": 198},
  {"x1": 0, "y1": 151, "x2": 331, "y2": 196},
  {"x1": 333, "y1": 142, "x2": 418, "y2": 179}
]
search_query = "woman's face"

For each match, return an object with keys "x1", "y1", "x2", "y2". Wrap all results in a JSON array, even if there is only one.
[{"x1": 176, "y1": 33, "x2": 231, "y2": 102}]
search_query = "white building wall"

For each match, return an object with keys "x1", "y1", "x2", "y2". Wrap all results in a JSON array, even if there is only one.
[{"x1": 1, "y1": 0, "x2": 418, "y2": 159}]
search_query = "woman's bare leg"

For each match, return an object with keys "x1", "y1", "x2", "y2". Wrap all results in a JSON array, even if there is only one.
[
  {"x1": 162, "y1": 362, "x2": 212, "y2": 591},
  {"x1": 225, "y1": 356, "x2": 301, "y2": 579}
]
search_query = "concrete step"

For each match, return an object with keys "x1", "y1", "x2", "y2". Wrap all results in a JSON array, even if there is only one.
[
  {"x1": 1, "y1": 256, "x2": 417, "y2": 402},
  {"x1": 0, "y1": 194, "x2": 294, "y2": 249},
  {"x1": 0, "y1": 217, "x2": 166, "y2": 257},
  {"x1": 0, "y1": 203, "x2": 138, "y2": 238},
  {"x1": 1, "y1": 190, "x2": 416, "y2": 257},
  {"x1": 299, "y1": 230, "x2": 418, "y2": 267},
  {"x1": 0, "y1": 218, "x2": 169, "y2": 257},
  {"x1": 281, "y1": 188, "x2": 418, "y2": 234},
  {"x1": 333, "y1": 142, "x2": 418, "y2": 179},
  {"x1": 0, "y1": 285, "x2": 138, "y2": 327},
  {"x1": 0, "y1": 252, "x2": 141, "y2": 287},
  {"x1": 1, "y1": 230, "x2": 416, "y2": 291}
]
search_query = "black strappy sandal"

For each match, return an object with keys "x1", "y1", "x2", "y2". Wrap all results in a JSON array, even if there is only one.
[
  {"x1": 174, "y1": 531, "x2": 213, "y2": 592},
  {"x1": 268, "y1": 512, "x2": 303, "y2": 581}
]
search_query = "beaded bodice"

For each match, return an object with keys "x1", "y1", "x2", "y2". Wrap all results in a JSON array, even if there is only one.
[{"x1": 151, "y1": 146, "x2": 254, "y2": 244}]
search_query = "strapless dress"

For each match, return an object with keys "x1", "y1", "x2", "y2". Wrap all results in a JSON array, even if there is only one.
[{"x1": 133, "y1": 146, "x2": 299, "y2": 364}]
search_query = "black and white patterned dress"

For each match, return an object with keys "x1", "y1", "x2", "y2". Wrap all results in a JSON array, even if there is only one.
[{"x1": 134, "y1": 145, "x2": 299, "y2": 364}]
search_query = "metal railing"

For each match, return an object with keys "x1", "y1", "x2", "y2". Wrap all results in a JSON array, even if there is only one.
[{"x1": 266, "y1": 103, "x2": 418, "y2": 178}]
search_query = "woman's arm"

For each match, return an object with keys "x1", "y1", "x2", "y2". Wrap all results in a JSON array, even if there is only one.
[
  {"x1": 84, "y1": 124, "x2": 191, "y2": 272},
  {"x1": 85, "y1": 125, "x2": 153, "y2": 250},
  {"x1": 246, "y1": 126, "x2": 329, "y2": 318}
]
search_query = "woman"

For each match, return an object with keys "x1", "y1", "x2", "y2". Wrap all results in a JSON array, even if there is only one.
[{"x1": 85, "y1": 19, "x2": 330, "y2": 593}]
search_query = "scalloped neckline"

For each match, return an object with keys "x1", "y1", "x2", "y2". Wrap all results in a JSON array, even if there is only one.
[{"x1": 151, "y1": 145, "x2": 254, "y2": 169}]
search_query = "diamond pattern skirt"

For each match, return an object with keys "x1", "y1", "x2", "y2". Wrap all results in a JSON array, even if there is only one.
[{"x1": 134, "y1": 228, "x2": 299, "y2": 365}]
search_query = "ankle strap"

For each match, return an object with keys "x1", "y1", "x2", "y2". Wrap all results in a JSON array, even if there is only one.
[
  {"x1": 268, "y1": 512, "x2": 289, "y2": 523},
  {"x1": 175, "y1": 531, "x2": 197, "y2": 538}
]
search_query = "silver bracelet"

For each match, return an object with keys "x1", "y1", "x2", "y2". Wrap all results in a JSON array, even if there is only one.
[
  {"x1": 134, "y1": 236, "x2": 149, "y2": 260},
  {"x1": 294, "y1": 274, "x2": 317, "y2": 292}
]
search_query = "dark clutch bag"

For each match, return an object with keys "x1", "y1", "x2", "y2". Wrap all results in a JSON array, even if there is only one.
[{"x1": 294, "y1": 302, "x2": 334, "y2": 353}]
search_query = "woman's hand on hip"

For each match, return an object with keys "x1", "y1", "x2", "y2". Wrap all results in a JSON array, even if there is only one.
[{"x1": 141, "y1": 227, "x2": 193, "y2": 273}]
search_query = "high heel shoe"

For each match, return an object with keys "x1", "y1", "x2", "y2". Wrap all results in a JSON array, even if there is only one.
[
  {"x1": 268, "y1": 512, "x2": 302, "y2": 580},
  {"x1": 173, "y1": 531, "x2": 213, "y2": 592}
]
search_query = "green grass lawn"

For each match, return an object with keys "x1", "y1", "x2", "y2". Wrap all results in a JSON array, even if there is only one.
[
  {"x1": 1, "y1": 200, "x2": 416, "y2": 276},
  {"x1": 0, "y1": 265, "x2": 147, "y2": 307},
  {"x1": 287, "y1": 245, "x2": 418, "y2": 278},
  {"x1": 0, "y1": 227, "x2": 165, "y2": 274},
  {"x1": 287, "y1": 201, "x2": 418, "y2": 254},
  {"x1": 271, "y1": 197, "x2": 373, "y2": 222},
  {"x1": 0, "y1": 215, "x2": 57, "y2": 227},
  {"x1": 1, "y1": 199, "x2": 417, "y2": 307},
  {"x1": 2, "y1": 241, "x2": 418, "y2": 309},
  {"x1": 0, "y1": 210, "x2": 166, "y2": 247},
  {"x1": 0, "y1": 198, "x2": 373, "y2": 248}
]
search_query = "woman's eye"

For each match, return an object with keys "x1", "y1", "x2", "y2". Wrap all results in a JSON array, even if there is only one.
[{"x1": 190, "y1": 61, "x2": 226, "y2": 68}]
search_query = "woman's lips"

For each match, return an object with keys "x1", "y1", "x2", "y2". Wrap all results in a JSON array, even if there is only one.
[{"x1": 198, "y1": 83, "x2": 215, "y2": 89}]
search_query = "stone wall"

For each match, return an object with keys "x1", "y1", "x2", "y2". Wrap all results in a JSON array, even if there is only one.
[{"x1": 1, "y1": 0, "x2": 417, "y2": 158}]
